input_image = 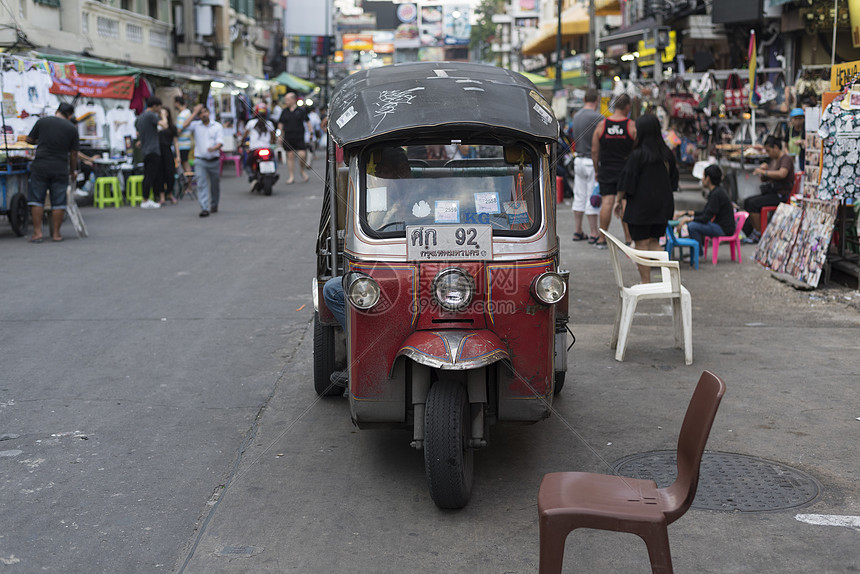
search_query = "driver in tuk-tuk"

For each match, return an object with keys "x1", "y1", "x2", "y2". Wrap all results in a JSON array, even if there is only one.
[{"x1": 322, "y1": 145, "x2": 411, "y2": 387}]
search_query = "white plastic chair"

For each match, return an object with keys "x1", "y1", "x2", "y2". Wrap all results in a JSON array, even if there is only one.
[{"x1": 600, "y1": 229, "x2": 693, "y2": 365}]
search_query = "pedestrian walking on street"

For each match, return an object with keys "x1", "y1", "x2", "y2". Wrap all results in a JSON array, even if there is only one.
[
  {"x1": 158, "y1": 106, "x2": 181, "y2": 205},
  {"x1": 182, "y1": 104, "x2": 224, "y2": 217},
  {"x1": 592, "y1": 94, "x2": 636, "y2": 249},
  {"x1": 614, "y1": 114, "x2": 678, "y2": 284},
  {"x1": 25, "y1": 102, "x2": 79, "y2": 243},
  {"x1": 136, "y1": 97, "x2": 163, "y2": 209},
  {"x1": 174, "y1": 96, "x2": 193, "y2": 174},
  {"x1": 277, "y1": 92, "x2": 311, "y2": 184},
  {"x1": 570, "y1": 88, "x2": 602, "y2": 243}
]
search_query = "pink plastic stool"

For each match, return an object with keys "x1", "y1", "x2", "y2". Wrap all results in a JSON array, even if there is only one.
[
  {"x1": 219, "y1": 151, "x2": 243, "y2": 177},
  {"x1": 703, "y1": 211, "x2": 749, "y2": 265}
]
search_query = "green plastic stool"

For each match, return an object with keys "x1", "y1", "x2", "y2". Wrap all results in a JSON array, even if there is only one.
[
  {"x1": 126, "y1": 175, "x2": 144, "y2": 207},
  {"x1": 94, "y1": 177, "x2": 122, "y2": 209}
]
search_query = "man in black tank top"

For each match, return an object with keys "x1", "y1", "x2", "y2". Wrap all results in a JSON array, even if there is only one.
[{"x1": 591, "y1": 94, "x2": 636, "y2": 247}]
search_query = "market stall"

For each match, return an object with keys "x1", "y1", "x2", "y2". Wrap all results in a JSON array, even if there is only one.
[{"x1": 753, "y1": 67, "x2": 860, "y2": 288}]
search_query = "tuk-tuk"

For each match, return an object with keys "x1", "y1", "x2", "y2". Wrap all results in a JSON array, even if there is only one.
[{"x1": 312, "y1": 62, "x2": 569, "y2": 509}]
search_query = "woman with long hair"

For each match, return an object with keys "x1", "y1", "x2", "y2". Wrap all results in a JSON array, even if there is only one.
[
  {"x1": 614, "y1": 113, "x2": 679, "y2": 283},
  {"x1": 158, "y1": 106, "x2": 181, "y2": 205}
]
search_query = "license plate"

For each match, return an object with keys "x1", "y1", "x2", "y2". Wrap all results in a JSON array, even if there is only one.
[
  {"x1": 259, "y1": 161, "x2": 276, "y2": 174},
  {"x1": 406, "y1": 225, "x2": 492, "y2": 261}
]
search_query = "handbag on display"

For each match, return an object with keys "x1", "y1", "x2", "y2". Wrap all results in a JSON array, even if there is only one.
[
  {"x1": 668, "y1": 93, "x2": 698, "y2": 119},
  {"x1": 725, "y1": 74, "x2": 745, "y2": 111}
]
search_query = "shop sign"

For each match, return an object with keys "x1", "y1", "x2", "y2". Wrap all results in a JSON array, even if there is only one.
[
  {"x1": 830, "y1": 59, "x2": 860, "y2": 91},
  {"x1": 48, "y1": 63, "x2": 134, "y2": 100},
  {"x1": 562, "y1": 55, "x2": 584, "y2": 74},
  {"x1": 343, "y1": 34, "x2": 374, "y2": 51},
  {"x1": 637, "y1": 30, "x2": 676, "y2": 67},
  {"x1": 444, "y1": 4, "x2": 471, "y2": 46}
]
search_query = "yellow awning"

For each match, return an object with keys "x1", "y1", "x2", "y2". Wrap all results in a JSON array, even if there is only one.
[
  {"x1": 595, "y1": 0, "x2": 621, "y2": 16},
  {"x1": 521, "y1": 1, "x2": 620, "y2": 55},
  {"x1": 521, "y1": 4, "x2": 589, "y2": 55}
]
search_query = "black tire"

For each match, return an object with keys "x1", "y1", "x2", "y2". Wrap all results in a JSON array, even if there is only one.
[
  {"x1": 313, "y1": 312, "x2": 341, "y2": 396},
  {"x1": 424, "y1": 379, "x2": 474, "y2": 509},
  {"x1": 554, "y1": 372, "x2": 565, "y2": 395},
  {"x1": 9, "y1": 192, "x2": 29, "y2": 237},
  {"x1": 262, "y1": 177, "x2": 273, "y2": 196}
]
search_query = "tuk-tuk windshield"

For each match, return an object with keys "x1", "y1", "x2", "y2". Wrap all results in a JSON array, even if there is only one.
[{"x1": 361, "y1": 144, "x2": 541, "y2": 237}]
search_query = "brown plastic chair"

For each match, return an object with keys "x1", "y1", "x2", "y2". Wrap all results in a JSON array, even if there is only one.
[{"x1": 537, "y1": 371, "x2": 726, "y2": 574}]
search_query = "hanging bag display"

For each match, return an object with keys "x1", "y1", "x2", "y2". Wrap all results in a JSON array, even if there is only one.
[
  {"x1": 668, "y1": 92, "x2": 699, "y2": 119},
  {"x1": 725, "y1": 73, "x2": 745, "y2": 112}
]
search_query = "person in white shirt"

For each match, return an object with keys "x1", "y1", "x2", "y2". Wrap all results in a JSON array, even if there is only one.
[
  {"x1": 182, "y1": 104, "x2": 224, "y2": 217},
  {"x1": 244, "y1": 102, "x2": 276, "y2": 153}
]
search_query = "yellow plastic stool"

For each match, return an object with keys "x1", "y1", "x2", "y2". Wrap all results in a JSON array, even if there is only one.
[
  {"x1": 94, "y1": 177, "x2": 122, "y2": 209},
  {"x1": 126, "y1": 175, "x2": 144, "y2": 206}
]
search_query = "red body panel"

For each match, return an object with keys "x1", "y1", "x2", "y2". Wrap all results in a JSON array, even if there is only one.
[{"x1": 348, "y1": 258, "x2": 556, "y2": 417}]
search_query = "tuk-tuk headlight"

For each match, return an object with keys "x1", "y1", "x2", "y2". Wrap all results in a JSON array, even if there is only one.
[
  {"x1": 433, "y1": 268, "x2": 474, "y2": 311},
  {"x1": 346, "y1": 274, "x2": 381, "y2": 310},
  {"x1": 531, "y1": 272, "x2": 566, "y2": 305}
]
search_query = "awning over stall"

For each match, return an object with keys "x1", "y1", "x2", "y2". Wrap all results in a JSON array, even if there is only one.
[{"x1": 598, "y1": 17, "x2": 657, "y2": 49}]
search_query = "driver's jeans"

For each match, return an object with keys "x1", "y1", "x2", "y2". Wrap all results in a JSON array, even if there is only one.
[{"x1": 323, "y1": 278, "x2": 346, "y2": 328}]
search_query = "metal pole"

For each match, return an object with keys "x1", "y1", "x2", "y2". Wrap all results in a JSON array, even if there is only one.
[
  {"x1": 832, "y1": 0, "x2": 839, "y2": 68},
  {"x1": 323, "y1": 0, "x2": 331, "y2": 108},
  {"x1": 588, "y1": 0, "x2": 596, "y2": 88},
  {"x1": 554, "y1": 0, "x2": 563, "y2": 91}
]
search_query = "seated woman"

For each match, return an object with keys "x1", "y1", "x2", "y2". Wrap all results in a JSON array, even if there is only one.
[{"x1": 742, "y1": 135, "x2": 794, "y2": 242}]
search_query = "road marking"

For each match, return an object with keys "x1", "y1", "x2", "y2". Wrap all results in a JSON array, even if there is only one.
[{"x1": 795, "y1": 514, "x2": 860, "y2": 531}]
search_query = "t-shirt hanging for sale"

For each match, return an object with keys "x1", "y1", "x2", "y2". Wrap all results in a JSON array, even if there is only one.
[
  {"x1": 106, "y1": 107, "x2": 137, "y2": 153},
  {"x1": 817, "y1": 94, "x2": 860, "y2": 202},
  {"x1": 76, "y1": 102, "x2": 106, "y2": 141}
]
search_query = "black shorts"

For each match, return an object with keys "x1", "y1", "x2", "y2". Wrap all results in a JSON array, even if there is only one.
[
  {"x1": 179, "y1": 149, "x2": 190, "y2": 163},
  {"x1": 627, "y1": 223, "x2": 666, "y2": 241},
  {"x1": 282, "y1": 133, "x2": 305, "y2": 152},
  {"x1": 599, "y1": 181, "x2": 618, "y2": 197},
  {"x1": 28, "y1": 171, "x2": 68, "y2": 210}
]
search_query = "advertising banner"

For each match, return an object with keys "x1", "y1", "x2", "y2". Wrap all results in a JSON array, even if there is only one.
[
  {"x1": 394, "y1": 2, "x2": 420, "y2": 48},
  {"x1": 421, "y1": 5, "x2": 444, "y2": 47},
  {"x1": 48, "y1": 63, "x2": 135, "y2": 100},
  {"x1": 444, "y1": 5, "x2": 471, "y2": 46},
  {"x1": 343, "y1": 34, "x2": 374, "y2": 51}
]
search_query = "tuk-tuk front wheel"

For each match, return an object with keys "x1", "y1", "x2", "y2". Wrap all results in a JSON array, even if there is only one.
[
  {"x1": 313, "y1": 312, "x2": 342, "y2": 397},
  {"x1": 424, "y1": 379, "x2": 474, "y2": 509}
]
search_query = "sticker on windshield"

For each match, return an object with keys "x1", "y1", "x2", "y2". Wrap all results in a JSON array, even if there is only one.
[
  {"x1": 367, "y1": 186, "x2": 388, "y2": 212},
  {"x1": 435, "y1": 200, "x2": 460, "y2": 223},
  {"x1": 474, "y1": 192, "x2": 501, "y2": 214},
  {"x1": 412, "y1": 200, "x2": 431, "y2": 218},
  {"x1": 532, "y1": 102, "x2": 553, "y2": 125},
  {"x1": 336, "y1": 105, "x2": 357, "y2": 128},
  {"x1": 503, "y1": 200, "x2": 529, "y2": 225}
]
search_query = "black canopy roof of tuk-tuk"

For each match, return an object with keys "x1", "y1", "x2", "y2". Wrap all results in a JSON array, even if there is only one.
[{"x1": 327, "y1": 62, "x2": 559, "y2": 148}]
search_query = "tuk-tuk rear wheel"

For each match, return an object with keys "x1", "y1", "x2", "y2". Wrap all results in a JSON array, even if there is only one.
[
  {"x1": 313, "y1": 312, "x2": 341, "y2": 397},
  {"x1": 424, "y1": 379, "x2": 474, "y2": 509}
]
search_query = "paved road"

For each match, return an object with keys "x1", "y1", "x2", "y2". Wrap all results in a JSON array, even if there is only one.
[{"x1": 1, "y1": 170, "x2": 858, "y2": 573}]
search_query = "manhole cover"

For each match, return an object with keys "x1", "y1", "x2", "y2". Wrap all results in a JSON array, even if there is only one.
[{"x1": 613, "y1": 451, "x2": 820, "y2": 512}]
